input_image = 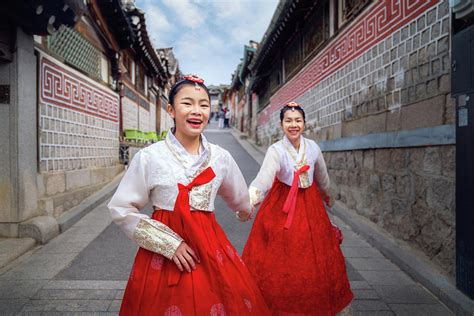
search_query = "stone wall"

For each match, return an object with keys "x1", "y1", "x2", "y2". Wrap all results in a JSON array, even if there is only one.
[
  {"x1": 254, "y1": 1, "x2": 455, "y2": 275},
  {"x1": 0, "y1": 29, "x2": 39, "y2": 236},
  {"x1": 38, "y1": 51, "x2": 122, "y2": 219},
  {"x1": 325, "y1": 145, "x2": 455, "y2": 275}
]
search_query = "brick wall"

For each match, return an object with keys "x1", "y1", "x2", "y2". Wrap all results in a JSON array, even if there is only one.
[
  {"x1": 149, "y1": 94, "x2": 157, "y2": 132},
  {"x1": 123, "y1": 92, "x2": 156, "y2": 133},
  {"x1": 138, "y1": 106, "x2": 149, "y2": 132},
  {"x1": 38, "y1": 52, "x2": 122, "y2": 218},
  {"x1": 160, "y1": 96, "x2": 174, "y2": 133},
  {"x1": 39, "y1": 53, "x2": 120, "y2": 172},
  {"x1": 123, "y1": 97, "x2": 138, "y2": 130}
]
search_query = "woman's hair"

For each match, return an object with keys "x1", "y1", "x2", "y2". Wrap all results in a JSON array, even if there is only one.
[
  {"x1": 279, "y1": 104, "x2": 306, "y2": 123},
  {"x1": 168, "y1": 77, "x2": 210, "y2": 106}
]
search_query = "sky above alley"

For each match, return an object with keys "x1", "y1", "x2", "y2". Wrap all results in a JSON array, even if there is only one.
[{"x1": 135, "y1": 0, "x2": 279, "y2": 86}]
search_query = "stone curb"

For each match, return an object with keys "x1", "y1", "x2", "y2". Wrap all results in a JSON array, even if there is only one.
[
  {"x1": 57, "y1": 171, "x2": 124, "y2": 233},
  {"x1": 230, "y1": 127, "x2": 473, "y2": 316},
  {"x1": 2, "y1": 171, "x2": 124, "y2": 271}
]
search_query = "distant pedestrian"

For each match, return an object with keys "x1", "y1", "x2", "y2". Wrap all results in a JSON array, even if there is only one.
[
  {"x1": 243, "y1": 101, "x2": 353, "y2": 315},
  {"x1": 108, "y1": 75, "x2": 271, "y2": 316},
  {"x1": 224, "y1": 107, "x2": 231, "y2": 128},
  {"x1": 218, "y1": 108, "x2": 225, "y2": 129}
]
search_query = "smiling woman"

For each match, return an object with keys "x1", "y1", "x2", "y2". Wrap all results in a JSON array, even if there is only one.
[
  {"x1": 243, "y1": 101, "x2": 354, "y2": 315},
  {"x1": 108, "y1": 75, "x2": 271, "y2": 315},
  {"x1": 166, "y1": 76, "x2": 211, "y2": 153}
]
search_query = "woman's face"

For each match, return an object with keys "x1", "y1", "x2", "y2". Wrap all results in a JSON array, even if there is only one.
[
  {"x1": 167, "y1": 85, "x2": 210, "y2": 138},
  {"x1": 281, "y1": 109, "x2": 305, "y2": 143}
]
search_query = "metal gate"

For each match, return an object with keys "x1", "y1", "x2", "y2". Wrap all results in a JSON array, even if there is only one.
[{"x1": 452, "y1": 23, "x2": 474, "y2": 299}]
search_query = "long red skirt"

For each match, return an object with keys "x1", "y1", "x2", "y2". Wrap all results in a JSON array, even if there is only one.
[
  {"x1": 120, "y1": 210, "x2": 271, "y2": 315},
  {"x1": 242, "y1": 180, "x2": 353, "y2": 315}
]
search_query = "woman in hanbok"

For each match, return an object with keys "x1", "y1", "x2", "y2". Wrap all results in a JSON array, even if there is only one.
[
  {"x1": 108, "y1": 75, "x2": 270, "y2": 315},
  {"x1": 242, "y1": 102, "x2": 353, "y2": 316}
]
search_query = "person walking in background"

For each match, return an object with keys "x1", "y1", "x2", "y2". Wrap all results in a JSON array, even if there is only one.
[
  {"x1": 218, "y1": 107, "x2": 225, "y2": 129},
  {"x1": 108, "y1": 75, "x2": 271, "y2": 315},
  {"x1": 242, "y1": 101, "x2": 353, "y2": 315},
  {"x1": 224, "y1": 107, "x2": 231, "y2": 128}
]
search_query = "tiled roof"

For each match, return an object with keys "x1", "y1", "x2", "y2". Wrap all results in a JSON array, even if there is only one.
[
  {"x1": 249, "y1": 0, "x2": 317, "y2": 74},
  {"x1": 96, "y1": 0, "x2": 136, "y2": 49},
  {"x1": 127, "y1": 7, "x2": 166, "y2": 79},
  {"x1": 0, "y1": 0, "x2": 85, "y2": 35}
]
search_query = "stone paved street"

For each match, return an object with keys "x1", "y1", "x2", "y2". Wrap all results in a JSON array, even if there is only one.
[{"x1": 0, "y1": 123, "x2": 454, "y2": 315}]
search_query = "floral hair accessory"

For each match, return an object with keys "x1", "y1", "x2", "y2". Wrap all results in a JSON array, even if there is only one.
[
  {"x1": 183, "y1": 74, "x2": 204, "y2": 90},
  {"x1": 286, "y1": 101, "x2": 301, "y2": 111}
]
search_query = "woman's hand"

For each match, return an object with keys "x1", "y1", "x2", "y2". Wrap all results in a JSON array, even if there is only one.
[
  {"x1": 236, "y1": 209, "x2": 252, "y2": 222},
  {"x1": 172, "y1": 242, "x2": 200, "y2": 272},
  {"x1": 322, "y1": 191, "x2": 334, "y2": 207},
  {"x1": 327, "y1": 197, "x2": 334, "y2": 207}
]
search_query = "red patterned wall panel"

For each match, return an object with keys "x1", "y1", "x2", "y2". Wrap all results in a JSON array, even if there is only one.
[
  {"x1": 258, "y1": 0, "x2": 439, "y2": 125},
  {"x1": 40, "y1": 56, "x2": 119, "y2": 122}
]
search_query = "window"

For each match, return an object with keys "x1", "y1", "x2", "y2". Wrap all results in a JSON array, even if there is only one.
[
  {"x1": 303, "y1": 0, "x2": 330, "y2": 61},
  {"x1": 339, "y1": 0, "x2": 372, "y2": 26},
  {"x1": 269, "y1": 65, "x2": 282, "y2": 93},
  {"x1": 122, "y1": 54, "x2": 132, "y2": 79},
  {"x1": 144, "y1": 76, "x2": 148, "y2": 96},
  {"x1": 257, "y1": 79, "x2": 271, "y2": 111},
  {"x1": 284, "y1": 37, "x2": 302, "y2": 79},
  {"x1": 136, "y1": 64, "x2": 145, "y2": 93},
  {"x1": 47, "y1": 27, "x2": 101, "y2": 79}
]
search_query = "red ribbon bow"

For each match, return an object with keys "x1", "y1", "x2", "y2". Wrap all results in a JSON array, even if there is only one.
[
  {"x1": 286, "y1": 101, "x2": 301, "y2": 107},
  {"x1": 183, "y1": 74, "x2": 204, "y2": 84},
  {"x1": 168, "y1": 167, "x2": 215, "y2": 286},
  {"x1": 282, "y1": 164, "x2": 310, "y2": 229}
]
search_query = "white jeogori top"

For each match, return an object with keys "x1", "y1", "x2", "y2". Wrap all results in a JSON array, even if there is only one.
[
  {"x1": 249, "y1": 135, "x2": 330, "y2": 206},
  {"x1": 107, "y1": 131, "x2": 250, "y2": 259}
]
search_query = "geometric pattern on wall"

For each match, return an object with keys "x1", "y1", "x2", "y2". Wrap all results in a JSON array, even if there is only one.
[
  {"x1": 258, "y1": 0, "x2": 439, "y2": 125},
  {"x1": 40, "y1": 55, "x2": 119, "y2": 122}
]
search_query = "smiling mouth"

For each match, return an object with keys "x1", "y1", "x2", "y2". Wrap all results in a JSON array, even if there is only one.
[{"x1": 187, "y1": 119, "x2": 203, "y2": 128}]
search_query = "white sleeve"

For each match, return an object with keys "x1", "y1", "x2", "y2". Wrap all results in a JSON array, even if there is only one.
[
  {"x1": 314, "y1": 146, "x2": 330, "y2": 195},
  {"x1": 217, "y1": 151, "x2": 251, "y2": 214},
  {"x1": 107, "y1": 150, "x2": 182, "y2": 259},
  {"x1": 248, "y1": 146, "x2": 280, "y2": 206}
]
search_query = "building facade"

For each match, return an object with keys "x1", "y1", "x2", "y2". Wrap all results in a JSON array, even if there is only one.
[
  {"x1": 229, "y1": 41, "x2": 258, "y2": 135},
  {"x1": 0, "y1": 0, "x2": 178, "y2": 244},
  {"x1": 0, "y1": 1, "x2": 89, "y2": 241}
]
